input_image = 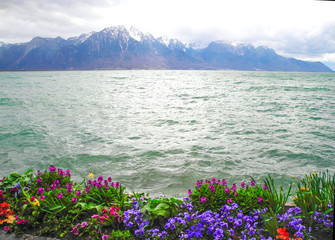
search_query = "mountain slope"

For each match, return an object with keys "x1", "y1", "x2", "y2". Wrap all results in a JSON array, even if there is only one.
[{"x1": 0, "y1": 26, "x2": 332, "y2": 72}]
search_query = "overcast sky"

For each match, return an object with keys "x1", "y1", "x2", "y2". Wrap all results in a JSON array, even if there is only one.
[{"x1": 0, "y1": 0, "x2": 334, "y2": 69}]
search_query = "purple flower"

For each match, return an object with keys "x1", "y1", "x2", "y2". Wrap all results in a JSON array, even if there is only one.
[{"x1": 102, "y1": 235, "x2": 110, "y2": 240}]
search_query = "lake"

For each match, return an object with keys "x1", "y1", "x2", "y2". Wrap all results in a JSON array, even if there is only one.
[{"x1": 0, "y1": 70, "x2": 334, "y2": 196}]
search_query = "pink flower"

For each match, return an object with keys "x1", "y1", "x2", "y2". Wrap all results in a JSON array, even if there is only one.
[
  {"x1": 227, "y1": 199, "x2": 232, "y2": 204},
  {"x1": 40, "y1": 195, "x2": 46, "y2": 200},
  {"x1": 4, "y1": 226, "x2": 10, "y2": 231},
  {"x1": 81, "y1": 222, "x2": 88, "y2": 228},
  {"x1": 76, "y1": 190, "x2": 81, "y2": 196},
  {"x1": 257, "y1": 197, "x2": 264, "y2": 202},
  {"x1": 30, "y1": 196, "x2": 36, "y2": 202},
  {"x1": 109, "y1": 207, "x2": 116, "y2": 215},
  {"x1": 70, "y1": 225, "x2": 79, "y2": 235},
  {"x1": 250, "y1": 180, "x2": 256, "y2": 186},
  {"x1": 57, "y1": 193, "x2": 63, "y2": 199},
  {"x1": 200, "y1": 197, "x2": 206, "y2": 203},
  {"x1": 91, "y1": 214, "x2": 99, "y2": 218},
  {"x1": 225, "y1": 188, "x2": 230, "y2": 194},
  {"x1": 188, "y1": 189, "x2": 193, "y2": 195},
  {"x1": 71, "y1": 197, "x2": 77, "y2": 204},
  {"x1": 36, "y1": 177, "x2": 41, "y2": 183}
]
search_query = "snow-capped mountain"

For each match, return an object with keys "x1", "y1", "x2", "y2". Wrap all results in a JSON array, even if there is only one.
[{"x1": 0, "y1": 26, "x2": 332, "y2": 72}]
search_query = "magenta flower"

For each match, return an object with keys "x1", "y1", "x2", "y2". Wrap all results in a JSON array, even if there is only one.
[
  {"x1": 115, "y1": 182, "x2": 120, "y2": 188},
  {"x1": 107, "y1": 177, "x2": 112, "y2": 182},
  {"x1": 71, "y1": 197, "x2": 77, "y2": 204},
  {"x1": 75, "y1": 190, "x2": 81, "y2": 196},
  {"x1": 40, "y1": 195, "x2": 46, "y2": 200},
  {"x1": 91, "y1": 214, "x2": 99, "y2": 218},
  {"x1": 263, "y1": 184, "x2": 267, "y2": 190},
  {"x1": 227, "y1": 199, "x2": 232, "y2": 204},
  {"x1": 97, "y1": 176, "x2": 104, "y2": 182},
  {"x1": 221, "y1": 179, "x2": 227, "y2": 186},
  {"x1": 65, "y1": 169, "x2": 71, "y2": 177},
  {"x1": 4, "y1": 226, "x2": 10, "y2": 231},
  {"x1": 231, "y1": 184, "x2": 237, "y2": 191},
  {"x1": 37, "y1": 188, "x2": 44, "y2": 194},
  {"x1": 30, "y1": 196, "x2": 36, "y2": 202},
  {"x1": 58, "y1": 168, "x2": 64, "y2": 177},
  {"x1": 188, "y1": 189, "x2": 193, "y2": 195},
  {"x1": 241, "y1": 182, "x2": 246, "y2": 188},
  {"x1": 102, "y1": 235, "x2": 110, "y2": 240},
  {"x1": 49, "y1": 165, "x2": 56, "y2": 172},
  {"x1": 36, "y1": 177, "x2": 42, "y2": 183},
  {"x1": 225, "y1": 188, "x2": 230, "y2": 194},
  {"x1": 200, "y1": 197, "x2": 206, "y2": 203},
  {"x1": 58, "y1": 193, "x2": 63, "y2": 199},
  {"x1": 257, "y1": 197, "x2": 264, "y2": 202},
  {"x1": 250, "y1": 180, "x2": 256, "y2": 186}
]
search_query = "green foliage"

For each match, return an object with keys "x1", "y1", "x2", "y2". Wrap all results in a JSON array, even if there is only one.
[
  {"x1": 292, "y1": 170, "x2": 334, "y2": 228},
  {"x1": 263, "y1": 175, "x2": 292, "y2": 214},
  {"x1": 140, "y1": 195, "x2": 183, "y2": 226}
]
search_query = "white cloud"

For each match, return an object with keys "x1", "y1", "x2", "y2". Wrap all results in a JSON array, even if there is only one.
[{"x1": 0, "y1": 0, "x2": 334, "y2": 66}]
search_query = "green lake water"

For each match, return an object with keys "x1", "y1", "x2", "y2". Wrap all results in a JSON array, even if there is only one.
[{"x1": 0, "y1": 70, "x2": 334, "y2": 196}]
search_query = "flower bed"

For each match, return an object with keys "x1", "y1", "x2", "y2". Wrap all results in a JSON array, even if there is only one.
[{"x1": 0, "y1": 166, "x2": 333, "y2": 239}]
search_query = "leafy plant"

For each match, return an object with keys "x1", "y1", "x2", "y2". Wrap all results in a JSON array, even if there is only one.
[
  {"x1": 189, "y1": 177, "x2": 268, "y2": 214},
  {"x1": 263, "y1": 175, "x2": 292, "y2": 214},
  {"x1": 140, "y1": 195, "x2": 183, "y2": 227}
]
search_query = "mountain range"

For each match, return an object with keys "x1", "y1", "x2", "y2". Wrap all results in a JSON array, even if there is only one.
[{"x1": 0, "y1": 26, "x2": 332, "y2": 72}]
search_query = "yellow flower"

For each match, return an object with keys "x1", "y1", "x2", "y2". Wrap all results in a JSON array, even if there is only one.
[
  {"x1": 88, "y1": 173, "x2": 94, "y2": 178},
  {"x1": 301, "y1": 187, "x2": 309, "y2": 191},
  {"x1": 33, "y1": 199, "x2": 40, "y2": 206},
  {"x1": 292, "y1": 197, "x2": 297, "y2": 201}
]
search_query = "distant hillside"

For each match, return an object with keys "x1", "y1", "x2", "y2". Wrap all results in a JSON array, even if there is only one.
[{"x1": 0, "y1": 26, "x2": 333, "y2": 72}]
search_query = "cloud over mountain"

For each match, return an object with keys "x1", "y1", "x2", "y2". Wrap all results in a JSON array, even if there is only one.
[{"x1": 0, "y1": 26, "x2": 332, "y2": 72}]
